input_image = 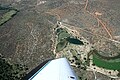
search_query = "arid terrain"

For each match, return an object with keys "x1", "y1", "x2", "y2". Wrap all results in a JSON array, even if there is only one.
[{"x1": 0, "y1": 0, "x2": 120, "y2": 80}]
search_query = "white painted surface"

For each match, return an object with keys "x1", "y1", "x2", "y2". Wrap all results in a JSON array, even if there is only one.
[{"x1": 29, "y1": 58, "x2": 78, "y2": 80}]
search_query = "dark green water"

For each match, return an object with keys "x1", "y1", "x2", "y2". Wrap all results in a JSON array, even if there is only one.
[
  {"x1": 93, "y1": 54, "x2": 120, "y2": 70},
  {"x1": 0, "y1": 6, "x2": 12, "y2": 10},
  {"x1": 66, "y1": 38, "x2": 84, "y2": 45}
]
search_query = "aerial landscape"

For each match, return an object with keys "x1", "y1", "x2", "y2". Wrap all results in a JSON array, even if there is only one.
[{"x1": 0, "y1": 0, "x2": 120, "y2": 80}]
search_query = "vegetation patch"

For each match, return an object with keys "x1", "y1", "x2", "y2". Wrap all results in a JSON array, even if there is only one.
[
  {"x1": 0, "y1": 9, "x2": 18, "y2": 26},
  {"x1": 70, "y1": 49, "x2": 78, "y2": 56},
  {"x1": 93, "y1": 54, "x2": 120, "y2": 70},
  {"x1": 0, "y1": 56, "x2": 27, "y2": 80}
]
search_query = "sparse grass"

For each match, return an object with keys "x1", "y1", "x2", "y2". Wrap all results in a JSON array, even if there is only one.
[
  {"x1": 70, "y1": 49, "x2": 77, "y2": 56},
  {"x1": 84, "y1": 0, "x2": 113, "y2": 39}
]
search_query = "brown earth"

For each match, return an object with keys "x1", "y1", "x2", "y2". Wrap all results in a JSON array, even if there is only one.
[{"x1": 0, "y1": 0, "x2": 120, "y2": 80}]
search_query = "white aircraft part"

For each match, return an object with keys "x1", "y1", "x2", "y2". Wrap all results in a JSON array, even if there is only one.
[{"x1": 29, "y1": 58, "x2": 78, "y2": 80}]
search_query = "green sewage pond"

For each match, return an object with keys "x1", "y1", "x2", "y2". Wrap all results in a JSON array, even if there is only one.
[
  {"x1": 56, "y1": 28, "x2": 85, "y2": 52},
  {"x1": 56, "y1": 38, "x2": 84, "y2": 52},
  {"x1": 93, "y1": 54, "x2": 120, "y2": 70},
  {"x1": 66, "y1": 38, "x2": 84, "y2": 45},
  {"x1": 56, "y1": 39, "x2": 68, "y2": 52}
]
